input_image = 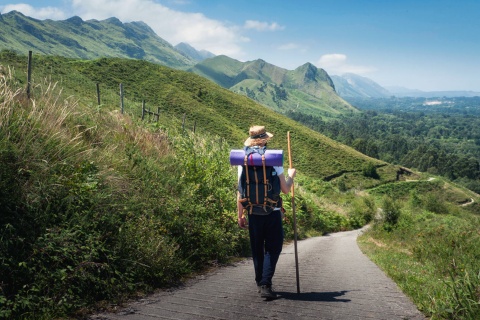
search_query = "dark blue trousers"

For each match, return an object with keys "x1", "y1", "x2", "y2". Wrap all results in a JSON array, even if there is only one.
[{"x1": 248, "y1": 210, "x2": 284, "y2": 286}]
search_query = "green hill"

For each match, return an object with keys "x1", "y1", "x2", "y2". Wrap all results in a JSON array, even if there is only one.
[
  {"x1": 0, "y1": 50, "x2": 380, "y2": 181},
  {"x1": 0, "y1": 11, "x2": 194, "y2": 69},
  {"x1": 189, "y1": 55, "x2": 358, "y2": 118}
]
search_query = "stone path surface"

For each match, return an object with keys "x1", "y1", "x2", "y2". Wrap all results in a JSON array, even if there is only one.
[{"x1": 91, "y1": 228, "x2": 426, "y2": 320}]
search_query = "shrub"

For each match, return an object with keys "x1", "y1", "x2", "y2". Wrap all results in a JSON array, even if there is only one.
[
  {"x1": 423, "y1": 193, "x2": 449, "y2": 214},
  {"x1": 382, "y1": 196, "x2": 401, "y2": 228},
  {"x1": 337, "y1": 177, "x2": 348, "y2": 192},
  {"x1": 348, "y1": 196, "x2": 376, "y2": 228}
]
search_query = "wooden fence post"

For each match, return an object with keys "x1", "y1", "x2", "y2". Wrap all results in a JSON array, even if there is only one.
[
  {"x1": 156, "y1": 107, "x2": 160, "y2": 122},
  {"x1": 27, "y1": 51, "x2": 32, "y2": 99},
  {"x1": 142, "y1": 100, "x2": 146, "y2": 120},
  {"x1": 119, "y1": 83, "x2": 124, "y2": 114},
  {"x1": 96, "y1": 83, "x2": 101, "y2": 105}
]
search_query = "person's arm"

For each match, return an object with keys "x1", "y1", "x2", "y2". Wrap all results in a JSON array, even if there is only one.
[
  {"x1": 237, "y1": 192, "x2": 247, "y2": 229},
  {"x1": 279, "y1": 168, "x2": 296, "y2": 194},
  {"x1": 237, "y1": 166, "x2": 248, "y2": 229}
]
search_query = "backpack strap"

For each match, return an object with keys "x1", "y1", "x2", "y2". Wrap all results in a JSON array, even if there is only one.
[
  {"x1": 262, "y1": 154, "x2": 268, "y2": 212},
  {"x1": 244, "y1": 155, "x2": 253, "y2": 215}
]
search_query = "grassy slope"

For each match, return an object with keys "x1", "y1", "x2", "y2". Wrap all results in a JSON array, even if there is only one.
[
  {"x1": 0, "y1": 51, "x2": 388, "y2": 182},
  {"x1": 358, "y1": 176, "x2": 480, "y2": 319},
  {"x1": 187, "y1": 55, "x2": 246, "y2": 88}
]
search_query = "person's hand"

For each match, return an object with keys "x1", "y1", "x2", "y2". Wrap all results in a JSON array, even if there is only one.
[
  {"x1": 238, "y1": 216, "x2": 248, "y2": 229},
  {"x1": 288, "y1": 168, "x2": 296, "y2": 179}
]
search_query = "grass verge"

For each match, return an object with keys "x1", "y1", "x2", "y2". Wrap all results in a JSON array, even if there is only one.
[{"x1": 358, "y1": 203, "x2": 480, "y2": 319}]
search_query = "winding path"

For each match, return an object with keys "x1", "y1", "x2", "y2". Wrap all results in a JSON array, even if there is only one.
[{"x1": 91, "y1": 229, "x2": 425, "y2": 320}]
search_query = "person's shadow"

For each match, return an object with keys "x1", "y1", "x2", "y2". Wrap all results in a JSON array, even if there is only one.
[{"x1": 274, "y1": 290, "x2": 351, "y2": 302}]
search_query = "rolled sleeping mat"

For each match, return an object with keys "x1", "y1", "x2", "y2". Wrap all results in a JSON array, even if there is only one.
[{"x1": 230, "y1": 149, "x2": 284, "y2": 166}]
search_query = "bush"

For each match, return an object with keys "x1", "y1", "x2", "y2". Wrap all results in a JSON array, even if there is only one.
[
  {"x1": 423, "y1": 193, "x2": 449, "y2": 214},
  {"x1": 348, "y1": 196, "x2": 376, "y2": 228},
  {"x1": 382, "y1": 196, "x2": 401, "y2": 228}
]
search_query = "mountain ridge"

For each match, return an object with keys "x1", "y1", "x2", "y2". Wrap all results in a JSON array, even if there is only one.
[
  {"x1": 0, "y1": 11, "x2": 377, "y2": 117},
  {"x1": 0, "y1": 10, "x2": 195, "y2": 69},
  {"x1": 332, "y1": 73, "x2": 480, "y2": 99},
  {"x1": 190, "y1": 55, "x2": 357, "y2": 117},
  {"x1": 1, "y1": 11, "x2": 477, "y2": 98},
  {"x1": 331, "y1": 73, "x2": 391, "y2": 98},
  {"x1": 174, "y1": 42, "x2": 215, "y2": 62}
]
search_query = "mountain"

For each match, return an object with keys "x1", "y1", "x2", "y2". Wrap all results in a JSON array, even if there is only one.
[
  {"x1": 174, "y1": 42, "x2": 215, "y2": 62},
  {"x1": 189, "y1": 55, "x2": 357, "y2": 118},
  {"x1": 385, "y1": 86, "x2": 480, "y2": 98},
  {"x1": 331, "y1": 71, "x2": 480, "y2": 99},
  {"x1": 0, "y1": 11, "x2": 354, "y2": 118},
  {"x1": 331, "y1": 73, "x2": 391, "y2": 98},
  {"x1": 0, "y1": 11, "x2": 195, "y2": 69}
]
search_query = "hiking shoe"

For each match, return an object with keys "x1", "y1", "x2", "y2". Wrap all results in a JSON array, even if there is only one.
[
  {"x1": 257, "y1": 285, "x2": 261, "y2": 293},
  {"x1": 260, "y1": 285, "x2": 277, "y2": 299}
]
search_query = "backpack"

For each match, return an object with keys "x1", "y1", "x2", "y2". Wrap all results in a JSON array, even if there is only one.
[{"x1": 238, "y1": 146, "x2": 281, "y2": 215}]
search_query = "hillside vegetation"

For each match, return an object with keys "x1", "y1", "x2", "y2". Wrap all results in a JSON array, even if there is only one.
[
  {"x1": 287, "y1": 101, "x2": 480, "y2": 195},
  {"x1": 1, "y1": 51, "x2": 479, "y2": 319},
  {"x1": 359, "y1": 178, "x2": 480, "y2": 319},
  {"x1": 0, "y1": 50, "x2": 382, "y2": 182}
]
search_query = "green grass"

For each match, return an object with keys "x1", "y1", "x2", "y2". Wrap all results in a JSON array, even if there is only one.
[{"x1": 358, "y1": 196, "x2": 480, "y2": 319}]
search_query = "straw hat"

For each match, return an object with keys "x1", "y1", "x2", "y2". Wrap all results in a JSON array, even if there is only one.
[{"x1": 244, "y1": 125, "x2": 273, "y2": 147}]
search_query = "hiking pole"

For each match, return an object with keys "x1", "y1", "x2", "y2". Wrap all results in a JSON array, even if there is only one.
[{"x1": 287, "y1": 131, "x2": 300, "y2": 294}]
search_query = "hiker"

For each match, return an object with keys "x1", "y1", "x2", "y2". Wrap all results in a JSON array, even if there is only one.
[{"x1": 237, "y1": 125, "x2": 296, "y2": 299}]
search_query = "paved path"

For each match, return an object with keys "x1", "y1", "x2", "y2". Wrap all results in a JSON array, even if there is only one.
[{"x1": 91, "y1": 229, "x2": 425, "y2": 320}]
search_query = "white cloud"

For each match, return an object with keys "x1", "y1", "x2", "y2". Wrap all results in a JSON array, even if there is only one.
[
  {"x1": 317, "y1": 53, "x2": 375, "y2": 75},
  {"x1": 317, "y1": 54, "x2": 347, "y2": 67},
  {"x1": 1, "y1": 4, "x2": 67, "y2": 20},
  {"x1": 69, "y1": 0, "x2": 248, "y2": 56},
  {"x1": 244, "y1": 20, "x2": 284, "y2": 31},
  {"x1": 278, "y1": 43, "x2": 299, "y2": 50}
]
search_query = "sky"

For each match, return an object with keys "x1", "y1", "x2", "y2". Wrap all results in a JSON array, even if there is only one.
[{"x1": 1, "y1": 0, "x2": 479, "y2": 92}]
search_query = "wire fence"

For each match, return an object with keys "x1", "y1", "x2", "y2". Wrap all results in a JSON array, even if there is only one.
[{"x1": 24, "y1": 50, "x2": 202, "y2": 133}]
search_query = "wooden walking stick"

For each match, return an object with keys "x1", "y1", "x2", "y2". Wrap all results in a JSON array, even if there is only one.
[{"x1": 287, "y1": 131, "x2": 301, "y2": 294}]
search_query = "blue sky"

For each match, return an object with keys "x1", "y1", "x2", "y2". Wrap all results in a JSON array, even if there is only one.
[{"x1": 1, "y1": 0, "x2": 479, "y2": 92}]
